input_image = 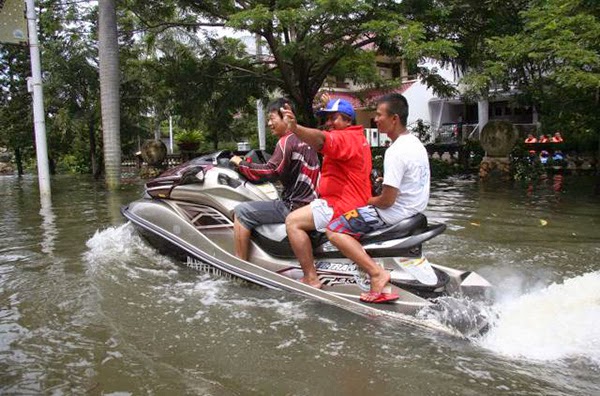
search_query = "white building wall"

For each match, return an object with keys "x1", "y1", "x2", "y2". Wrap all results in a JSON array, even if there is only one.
[
  {"x1": 403, "y1": 61, "x2": 459, "y2": 128},
  {"x1": 403, "y1": 82, "x2": 436, "y2": 127}
]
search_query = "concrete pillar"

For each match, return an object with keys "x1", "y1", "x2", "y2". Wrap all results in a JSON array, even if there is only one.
[{"x1": 477, "y1": 99, "x2": 489, "y2": 139}]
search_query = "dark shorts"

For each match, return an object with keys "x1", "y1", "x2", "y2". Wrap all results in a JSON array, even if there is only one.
[
  {"x1": 234, "y1": 200, "x2": 291, "y2": 230},
  {"x1": 326, "y1": 205, "x2": 387, "y2": 239}
]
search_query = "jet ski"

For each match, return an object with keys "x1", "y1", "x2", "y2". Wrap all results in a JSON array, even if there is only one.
[{"x1": 121, "y1": 150, "x2": 492, "y2": 337}]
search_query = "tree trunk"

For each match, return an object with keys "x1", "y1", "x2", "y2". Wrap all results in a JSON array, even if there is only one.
[
  {"x1": 15, "y1": 147, "x2": 23, "y2": 176},
  {"x1": 596, "y1": 91, "x2": 600, "y2": 195},
  {"x1": 98, "y1": 0, "x2": 121, "y2": 189},
  {"x1": 212, "y1": 133, "x2": 218, "y2": 151},
  {"x1": 89, "y1": 115, "x2": 99, "y2": 177},
  {"x1": 48, "y1": 157, "x2": 56, "y2": 175},
  {"x1": 596, "y1": 88, "x2": 600, "y2": 166}
]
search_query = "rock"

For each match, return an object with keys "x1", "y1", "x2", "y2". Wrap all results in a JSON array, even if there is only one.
[
  {"x1": 480, "y1": 121, "x2": 518, "y2": 157},
  {"x1": 0, "y1": 162, "x2": 14, "y2": 174},
  {"x1": 479, "y1": 156, "x2": 511, "y2": 180},
  {"x1": 441, "y1": 152, "x2": 453, "y2": 163},
  {"x1": 141, "y1": 140, "x2": 167, "y2": 166},
  {"x1": 0, "y1": 152, "x2": 12, "y2": 163},
  {"x1": 581, "y1": 160, "x2": 592, "y2": 170}
]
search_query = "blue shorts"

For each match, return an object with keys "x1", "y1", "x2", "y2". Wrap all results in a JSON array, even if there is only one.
[
  {"x1": 234, "y1": 200, "x2": 291, "y2": 230},
  {"x1": 326, "y1": 205, "x2": 387, "y2": 239}
]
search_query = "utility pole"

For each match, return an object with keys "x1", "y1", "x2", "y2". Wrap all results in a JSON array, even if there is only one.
[
  {"x1": 256, "y1": 34, "x2": 266, "y2": 151},
  {"x1": 25, "y1": 0, "x2": 51, "y2": 198},
  {"x1": 169, "y1": 115, "x2": 173, "y2": 154}
]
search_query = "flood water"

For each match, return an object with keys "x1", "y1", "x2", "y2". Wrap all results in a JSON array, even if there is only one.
[{"x1": 1, "y1": 173, "x2": 599, "y2": 395}]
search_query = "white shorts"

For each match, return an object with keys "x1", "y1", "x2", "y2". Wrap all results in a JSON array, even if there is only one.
[{"x1": 310, "y1": 199, "x2": 334, "y2": 232}]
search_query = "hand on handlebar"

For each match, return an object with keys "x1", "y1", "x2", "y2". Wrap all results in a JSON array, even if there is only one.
[{"x1": 229, "y1": 155, "x2": 244, "y2": 167}]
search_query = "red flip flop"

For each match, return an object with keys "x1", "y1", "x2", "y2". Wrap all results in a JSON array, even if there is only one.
[{"x1": 360, "y1": 291, "x2": 400, "y2": 304}]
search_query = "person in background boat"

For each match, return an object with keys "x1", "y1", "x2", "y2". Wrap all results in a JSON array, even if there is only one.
[
  {"x1": 524, "y1": 133, "x2": 538, "y2": 144},
  {"x1": 229, "y1": 98, "x2": 320, "y2": 261},
  {"x1": 552, "y1": 150, "x2": 564, "y2": 162},
  {"x1": 540, "y1": 150, "x2": 550, "y2": 164},
  {"x1": 281, "y1": 98, "x2": 372, "y2": 289},
  {"x1": 539, "y1": 134, "x2": 549, "y2": 143},
  {"x1": 325, "y1": 94, "x2": 430, "y2": 304},
  {"x1": 551, "y1": 131, "x2": 564, "y2": 143}
]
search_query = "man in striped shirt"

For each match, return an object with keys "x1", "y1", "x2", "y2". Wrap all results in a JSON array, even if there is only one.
[{"x1": 230, "y1": 98, "x2": 320, "y2": 261}]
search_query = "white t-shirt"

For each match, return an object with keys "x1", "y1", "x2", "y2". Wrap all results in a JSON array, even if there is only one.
[{"x1": 376, "y1": 133, "x2": 430, "y2": 224}]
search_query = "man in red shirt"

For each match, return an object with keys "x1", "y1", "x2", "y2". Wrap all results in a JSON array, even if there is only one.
[{"x1": 282, "y1": 99, "x2": 372, "y2": 288}]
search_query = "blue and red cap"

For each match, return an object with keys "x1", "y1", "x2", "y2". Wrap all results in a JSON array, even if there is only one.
[{"x1": 317, "y1": 99, "x2": 356, "y2": 120}]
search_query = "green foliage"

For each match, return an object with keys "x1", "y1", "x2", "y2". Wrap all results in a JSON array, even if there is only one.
[
  {"x1": 461, "y1": 0, "x2": 600, "y2": 152},
  {"x1": 179, "y1": 0, "x2": 459, "y2": 124},
  {"x1": 5, "y1": 0, "x2": 596, "y2": 178},
  {"x1": 174, "y1": 129, "x2": 204, "y2": 144},
  {"x1": 0, "y1": 0, "x2": 105, "y2": 175},
  {"x1": 0, "y1": 44, "x2": 34, "y2": 174},
  {"x1": 511, "y1": 144, "x2": 547, "y2": 181},
  {"x1": 152, "y1": 37, "x2": 269, "y2": 150},
  {"x1": 57, "y1": 154, "x2": 91, "y2": 174},
  {"x1": 401, "y1": 0, "x2": 529, "y2": 74},
  {"x1": 429, "y1": 159, "x2": 456, "y2": 179},
  {"x1": 410, "y1": 119, "x2": 431, "y2": 143},
  {"x1": 463, "y1": 139, "x2": 485, "y2": 167}
]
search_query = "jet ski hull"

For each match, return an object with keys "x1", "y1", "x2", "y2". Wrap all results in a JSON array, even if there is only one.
[{"x1": 122, "y1": 197, "x2": 492, "y2": 337}]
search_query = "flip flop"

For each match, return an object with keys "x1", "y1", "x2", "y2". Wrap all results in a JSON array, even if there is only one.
[{"x1": 360, "y1": 291, "x2": 400, "y2": 304}]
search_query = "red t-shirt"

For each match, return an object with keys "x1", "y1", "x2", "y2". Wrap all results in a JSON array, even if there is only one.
[{"x1": 318, "y1": 125, "x2": 372, "y2": 218}]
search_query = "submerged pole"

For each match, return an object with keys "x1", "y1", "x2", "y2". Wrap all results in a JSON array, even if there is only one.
[{"x1": 25, "y1": 0, "x2": 51, "y2": 198}]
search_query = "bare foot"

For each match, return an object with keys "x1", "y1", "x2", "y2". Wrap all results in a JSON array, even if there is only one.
[
  {"x1": 369, "y1": 270, "x2": 391, "y2": 294},
  {"x1": 360, "y1": 271, "x2": 399, "y2": 303},
  {"x1": 300, "y1": 277, "x2": 322, "y2": 289}
]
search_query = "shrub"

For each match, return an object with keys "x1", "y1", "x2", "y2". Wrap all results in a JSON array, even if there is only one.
[{"x1": 174, "y1": 129, "x2": 204, "y2": 144}]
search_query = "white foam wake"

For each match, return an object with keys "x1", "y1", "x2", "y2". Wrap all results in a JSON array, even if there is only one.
[
  {"x1": 84, "y1": 222, "x2": 177, "y2": 276},
  {"x1": 479, "y1": 271, "x2": 600, "y2": 363}
]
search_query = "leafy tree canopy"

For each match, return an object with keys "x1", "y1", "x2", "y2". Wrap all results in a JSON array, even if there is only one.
[
  {"x1": 151, "y1": 0, "x2": 460, "y2": 123},
  {"x1": 461, "y1": 0, "x2": 600, "y2": 150}
]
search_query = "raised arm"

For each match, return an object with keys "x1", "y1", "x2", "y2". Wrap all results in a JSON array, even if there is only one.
[{"x1": 280, "y1": 104, "x2": 325, "y2": 151}]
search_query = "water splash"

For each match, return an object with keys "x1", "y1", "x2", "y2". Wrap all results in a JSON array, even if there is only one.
[
  {"x1": 84, "y1": 222, "x2": 177, "y2": 277},
  {"x1": 478, "y1": 271, "x2": 600, "y2": 363},
  {"x1": 416, "y1": 296, "x2": 493, "y2": 338}
]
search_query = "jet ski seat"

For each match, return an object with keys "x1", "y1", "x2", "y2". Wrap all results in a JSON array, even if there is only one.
[{"x1": 253, "y1": 213, "x2": 431, "y2": 259}]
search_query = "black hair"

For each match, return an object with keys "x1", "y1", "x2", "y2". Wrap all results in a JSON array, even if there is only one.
[
  {"x1": 378, "y1": 93, "x2": 409, "y2": 127},
  {"x1": 266, "y1": 97, "x2": 294, "y2": 118}
]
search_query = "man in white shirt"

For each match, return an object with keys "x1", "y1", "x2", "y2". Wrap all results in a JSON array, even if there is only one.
[{"x1": 325, "y1": 93, "x2": 430, "y2": 303}]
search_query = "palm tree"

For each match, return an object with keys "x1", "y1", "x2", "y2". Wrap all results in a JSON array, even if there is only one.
[{"x1": 98, "y1": 0, "x2": 121, "y2": 188}]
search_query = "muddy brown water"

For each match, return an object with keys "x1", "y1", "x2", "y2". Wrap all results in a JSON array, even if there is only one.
[{"x1": 0, "y1": 173, "x2": 599, "y2": 395}]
